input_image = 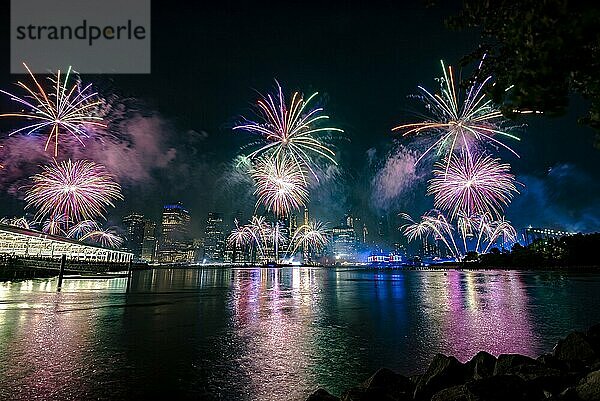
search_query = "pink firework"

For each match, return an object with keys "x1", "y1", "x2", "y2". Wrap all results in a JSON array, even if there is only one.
[
  {"x1": 0, "y1": 63, "x2": 105, "y2": 156},
  {"x1": 25, "y1": 159, "x2": 123, "y2": 224},
  {"x1": 427, "y1": 153, "x2": 518, "y2": 219}
]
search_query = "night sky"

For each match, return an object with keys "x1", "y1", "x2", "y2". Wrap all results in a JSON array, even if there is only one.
[{"x1": 0, "y1": 0, "x2": 598, "y2": 239}]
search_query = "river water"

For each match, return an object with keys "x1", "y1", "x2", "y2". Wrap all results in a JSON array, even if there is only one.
[{"x1": 1, "y1": 267, "x2": 599, "y2": 400}]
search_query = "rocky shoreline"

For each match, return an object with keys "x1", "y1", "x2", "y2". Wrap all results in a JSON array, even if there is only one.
[{"x1": 307, "y1": 324, "x2": 600, "y2": 401}]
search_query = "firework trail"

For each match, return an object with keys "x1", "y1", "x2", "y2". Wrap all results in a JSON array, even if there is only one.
[
  {"x1": 0, "y1": 216, "x2": 34, "y2": 230},
  {"x1": 226, "y1": 219, "x2": 253, "y2": 262},
  {"x1": 427, "y1": 153, "x2": 519, "y2": 219},
  {"x1": 400, "y1": 211, "x2": 461, "y2": 258},
  {"x1": 25, "y1": 159, "x2": 123, "y2": 225},
  {"x1": 227, "y1": 219, "x2": 252, "y2": 249},
  {"x1": 393, "y1": 58, "x2": 520, "y2": 169},
  {"x1": 41, "y1": 214, "x2": 67, "y2": 236},
  {"x1": 289, "y1": 220, "x2": 329, "y2": 256},
  {"x1": 66, "y1": 219, "x2": 101, "y2": 239},
  {"x1": 234, "y1": 81, "x2": 342, "y2": 180},
  {"x1": 0, "y1": 63, "x2": 105, "y2": 156},
  {"x1": 251, "y1": 155, "x2": 309, "y2": 217},
  {"x1": 400, "y1": 210, "x2": 517, "y2": 258},
  {"x1": 80, "y1": 227, "x2": 123, "y2": 248},
  {"x1": 243, "y1": 215, "x2": 271, "y2": 260}
]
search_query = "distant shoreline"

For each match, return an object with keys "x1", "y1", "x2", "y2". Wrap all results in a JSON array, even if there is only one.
[
  {"x1": 3, "y1": 263, "x2": 600, "y2": 282},
  {"x1": 147, "y1": 263, "x2": 600, "y2": 271}
]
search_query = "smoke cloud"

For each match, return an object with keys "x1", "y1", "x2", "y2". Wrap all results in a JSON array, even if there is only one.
[
  {"x1": 371, "y1": 146, "x2": 425, "y2": 212},
  {"x1": 509, "y1": 163, "x2": 600, "y2": 232}
]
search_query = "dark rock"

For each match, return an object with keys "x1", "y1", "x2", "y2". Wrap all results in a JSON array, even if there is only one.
[
  {"x1": 306, "y1": 388, "x2": 340, "y2": 401},
  {"x1": 340, "y1": 387, "x2": 396, "y2": 401},
  {"x1": 409, "y1": 374, "x2": 422, "y2": 385},
  {"x1": 554, "y1": 332, "x2": 596, "y2": 362},
  {"x1": 467, "y1": 351, "x2": 497, "y2": 380},
  {"x1": 512, "y1": 363, "x2": 573, "y2": 394},
  {"x1": 340, "y1": 388, "x2": 366, "y2": 401},
  {"x1": 466, "y1": 375, "x2": 545, "y2": 401},
  {"x1": 537, "y1": 353, "x2": 568, "y2": 371},
  {"x1": 559, "y1": 386, "x2": 581, "y2": 401},
  {"x1": 575, "y1": 370, "x2": 600, "y2": 401},
  {"x1": 362, "y1": 368, "x2": 414, "y2": 400},
  {"x1": 587, "y1": 324, "x2": 600, "y2": 354},
  {"x1": 494, "y1": 353, "x2": 538, "y2": 376},
  {"x1": 431, "y1": 385, "x2": 469, "y2": 401},
  {"x1": 414, "y1": 354, "x2": 467, "y2": 401}
]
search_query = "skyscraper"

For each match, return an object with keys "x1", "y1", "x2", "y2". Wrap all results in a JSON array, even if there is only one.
[
  {"x1": 123, "y1": 213, "x2": 145, "y2": 260},
  {"x1": 203, "y1": 212, "x2": 225, "y2": 263},
  {"x1": 331, "y1": 225, "x2": 357, "y2": 263},
  {"x1": 141, "y1": 219, "x2": 157, "y2": 262},
  {"x1": 158, "y1": 202, "x2": 193, "y2": 263}
]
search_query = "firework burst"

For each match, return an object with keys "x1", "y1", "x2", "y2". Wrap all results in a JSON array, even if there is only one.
[
  {"x1": 25, "y1": 159, "x2": 123, "y2": 224},
  {"x1": 234, "y1": 81, "x2": 342, "y2": 179},
  {"x1": 0, "y1": 216, "x2": 34, "y2": 230},
  {"x1": 400, "y1": 210, "x2": 516, "y2": 259},
  {"x1": 290, "y1": 220, "x2": 329, "y2": 255},
  {"x1": 66, "y1": 219, "x2": 101, "y2": 239},
  {"x1": 427, "y1": 153, "x2": 519, "y2": 219},
  {"x1": 41, "y1": 214, "x2": 67, "y2": 236},
  {"x1": 80, "y1": 227, "x2": 123, "y2": 248},
  {"x1": 251, "y1": 155, "x2": 309, "y2": 217},
  {"x1": 0, "y1": 63, "x2": 105, "y2": 156},
  {"x1": 393, "y1": 58, "x2": 520, "y2": 168}
]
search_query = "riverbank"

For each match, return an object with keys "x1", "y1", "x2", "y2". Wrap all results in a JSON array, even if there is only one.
[{"x1": 307, "y1": 324, "x2": 600, "y2": 401}]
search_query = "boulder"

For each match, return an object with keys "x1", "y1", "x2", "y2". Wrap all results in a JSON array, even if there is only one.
[
  {"x1": 340, "y1": 388, "x2": 367, "y2": 401},
  {"x1": 409, "y1": 374, "x2": 422, "y2": 385},
  {"x1": 413, "y1": 354, "x2": 467, "y2": 401},
  {"x1": 431, "y1": 385, "x2": 469, "y2": 401},
  {"x1": 467, "y1": 351, "x2": 497, "y2": 380},
  {"x1": 559, "y1": 386, "x2": 581, "y2": 401},
  {"x1": 465, "y1": 375, "x2": 545, "y2": 401},
  {"x1": 553, "y1": 332, "x2": 596, "y2": 362},
  {"x1": 537, "y1": 353, "x2": 568, "y2": 371},
  {"x1": 575, "y1": 370, "x2": 600, "y2": 401},
  {"x1": 587, "y1": 324, "x2": 600, "y2": 353},
  {"x1": 363, "y1": 368, "x2": 414, "y2": 400},
  {"x1": 493, "y1": 354, "x2": 538, "y2": 376},
  {"x1": 306, "y1": 389, "x2": 340, "y2": 401},
  {"x1": 340, "y1": 387, "x2": 396, "y2": 401},
  {"x1": 512, "y1": 363, "x2": 572, "y2": 394}
]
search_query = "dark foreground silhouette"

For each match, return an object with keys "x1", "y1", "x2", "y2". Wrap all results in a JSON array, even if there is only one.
[{"x1": 307, "y1": 324, "x2": 600, "y2": 401}]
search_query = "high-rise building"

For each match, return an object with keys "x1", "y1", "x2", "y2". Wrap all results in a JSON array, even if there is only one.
[
  {"x1": 331, "y1": 225, "x2": 357, "y2": 263},
  {"x1": 345, "y1": 212, "x2": 354, "y2": 228},
  {"x1": 141, "y1": 219, "x2": 157, "y2": 262},
  {"x1": 377, "y1": 215, "x2": 388, "y2": 242},
  {"x1": 123, "y1": 213, "x2": 145, "y2": 260},
  {"x1": 158, "y1": 202, "x2": 193, "y2": 263},
  {"x1": 203, "y1": 212, "x2": 225, "y2": 263}
]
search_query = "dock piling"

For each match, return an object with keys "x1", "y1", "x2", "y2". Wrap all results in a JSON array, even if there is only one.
[
  {"x1": 57, "y1": 254, "x2": 66, "y2": 291},
  {"x1": 126, "y1": 260, "x2": 132, "y2": 292}
]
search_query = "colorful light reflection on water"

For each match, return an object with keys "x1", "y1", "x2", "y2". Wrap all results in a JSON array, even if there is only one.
[{"x1": 1, "y1": 268, "x2": 600, "y2": 400}]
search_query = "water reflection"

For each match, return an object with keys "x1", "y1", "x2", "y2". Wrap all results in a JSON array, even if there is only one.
[
  {"x1": 0, "y1": 268, "x2": 599, "y2": 400},
  {"x1": 418, "y1": 270, "x2": 538, "y2": 361}
]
